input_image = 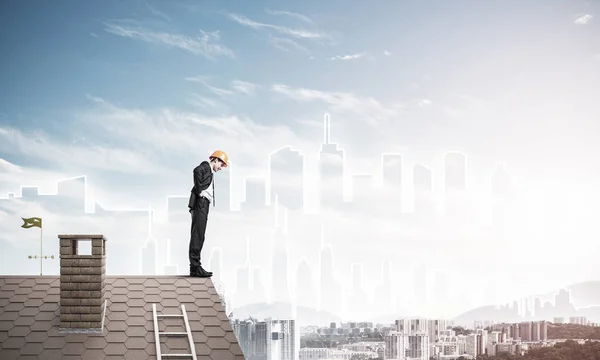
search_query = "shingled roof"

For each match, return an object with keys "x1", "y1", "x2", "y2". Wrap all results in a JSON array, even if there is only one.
[
  {"x1": 0, "y1": 234, "x2": 245, "y2": 360},
  {"x1": 0, "y1": 276, "x2": 245, "y2": 360}
]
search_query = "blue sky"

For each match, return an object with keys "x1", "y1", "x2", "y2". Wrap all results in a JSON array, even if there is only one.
[{"x1": 1, "y1": 0, "x2": 600, "y2": 318}]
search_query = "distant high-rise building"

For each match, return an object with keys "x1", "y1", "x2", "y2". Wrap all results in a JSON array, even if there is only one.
[
  {"x1": 396, "y1": 318, "x2": 428, "y2": 334},
  {"x1": 255, "y1": 321, "x2": 268, "y2": 358},
  {"x1": 241, "y1": 176, "x2": 267, "y2": 211},
  {"x1": 540, "y1": 321, "x2": 548, "y2": 341},
  {"x1": 555, "y1": 289, "x2": 571, "y2": 312},
  {"x1": 166, "y1": 196, "x2": 188, "y2": 222},
  {"x1": 351, "y1": 174, "x2": 375, "y2": 208},
  {"x1": 271, "y1": 207, "x2": 290, "y2": 304},
  {"x1": 21, "y1": 186, "x2": 39, "y2": 199},
  {"x1": 413, "y1": 163, "x2": 434, "y2": 216},
  {"x1": 141, "y1": 237, "x2": 157, "y2": 275},
  {"x1": 56, "y1": 176, "x2": 86, "y2": 214},
  {"x1": 413, "y1": 262, "x2": 427, "y2": 304},
  {"x1": 569, "y1": 316, "x2": 587, "y2": 325},
  {"x1": 385, "y1": 331, "x2": 429, "y2": 360},
  {"x1": 491, "y1": 162, "x2": 513, "y2": 197},
  {"x1": 267, "y1": 319, "x2": 297, "y2": 360},
  {"x1": 252, "y1": 267, "x2": 267, "y2": 304},
  {"x1": 466, "y1": 334, "x2": 478, "y2": 357},
  {"x1": 163, "y1": 238, "x2": 178, "y2": 275},
  {"x1": 374, "y1": 259, "x2": 392, "y2": 312},
  {"x1": 209, "y1": 247, "x2": 223, "y2": 283},
  {"x1": 319, "y1": 244, "x2": 342, "y2": 317},
  {"x1": 295, "y1": 258, "x2": 316, "y2": 309},
  {"x1": 520, "y1": 322, "x2": 532, "y2": 341},
  {"x1": 318, "y1": 114, "x2": 345, "y2": 210},
  {"x1": 444, "y1": 152, "x2": 467, "y2": 216},
  {"x1": 434, "y1": 271, "x2": 448, "y2": 304},
  {"x1": 381, "y1": 153, "x2": 403, "y2": 212},
  {"x1": 444, "y1": 152, "x2": 467, "y2": 191},
  {"x1": 428, "y1": 319, "x2": 449, "y2": 343},
  {"x1": 385, "y1": 332, "x2": 402, "y2": 359},
  {"x1": 349, "y1": 263, "x2": 369, "y2": 316},
  {"x1": 270, "y1": 146, "x2": 304, "y2": 210}
]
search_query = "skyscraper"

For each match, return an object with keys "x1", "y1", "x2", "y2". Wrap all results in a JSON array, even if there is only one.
[
  {"x1": 241, "y1": 176, "x2": 267, "y2": 211},
  {"x1": 295, "y1": 258, "x2": 316, "y2": 309},
  {"x1": 444, "y1": 152, "x2": 467, "y2": 191},
  {"x1": 374, "y1": 259, "x2": 393, "y2": 313},
  {"x1": 413, "y1": 163, "x2": 434, "y2": 217},
  {"x1": 267, "y1": 319, "x2": 297, "y2": 360},
  {"x1": 269, "y1": 146, "x2": 304, "y2": 210},
  {"x1": 319, "y1": 244, "x2": 342, "y2": 317},
  {"x1": 270, "y1": 205, "x2": 290, "y2": 304},
  {"x1": 382, "y1": 153, "x2": 403, "y2": 213},
  {"x1": 351, "y1": 174, "x2": 375, "y2": 209},
  {"x1": 141, "y1": 236, "x2": 157, "y2": 275},
  {"x1": 444, "y1": 152, "x2": 467, "y2": 216},
  {"x1": 318, "y1": 114, "x2": 345, "y2": 210}
]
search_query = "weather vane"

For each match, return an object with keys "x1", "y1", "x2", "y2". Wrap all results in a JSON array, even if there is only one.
[{"x1": 22, "y1": 217, "x2": 54, "y2": 275}]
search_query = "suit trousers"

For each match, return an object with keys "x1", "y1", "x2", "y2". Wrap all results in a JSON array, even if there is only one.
[{"x1": 189, "y1": 196, "x2": 209, "y2": 269}]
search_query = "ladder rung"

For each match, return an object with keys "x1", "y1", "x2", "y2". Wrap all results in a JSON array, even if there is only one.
[
  {"x1": 162, "y1": 354, "x2": 193, "y2": 357},
  {"x1": 153, "y1": 303, "x2": 198, "y2": 360}
]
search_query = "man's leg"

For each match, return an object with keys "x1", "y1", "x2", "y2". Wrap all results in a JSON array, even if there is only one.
[
  {"x1": 189, "y1": 210, "x2": 207, "y2": 271},
  {"x1": 189, "y1": 198, "x2": 211, "y2": 276}
]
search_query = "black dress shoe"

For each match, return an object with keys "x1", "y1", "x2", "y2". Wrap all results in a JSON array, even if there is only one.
[
  {"x1": 191, "y1": 268, "x2": 211, "y2": 278},
  {"x1": 199, "y1": 266, "x2": 213, "y2": 276}
]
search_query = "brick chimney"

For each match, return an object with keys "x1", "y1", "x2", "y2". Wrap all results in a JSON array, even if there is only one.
[{"x1": 58, "y1": 234, "x2": 107, "y2": 331}]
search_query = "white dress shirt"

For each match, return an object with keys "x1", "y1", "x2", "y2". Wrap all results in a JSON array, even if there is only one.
[{"x1": 200, "y1": 164, "x2": 214, "y2": 203}]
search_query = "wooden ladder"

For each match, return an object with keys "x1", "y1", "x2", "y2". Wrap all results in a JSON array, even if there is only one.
[{"x1": 152, "y1": 303, "x2": 198, "y2": 359}]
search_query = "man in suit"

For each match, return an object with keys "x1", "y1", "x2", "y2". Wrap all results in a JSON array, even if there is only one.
[{"x1": 188, "y1": 150, "x2": 228, "y2": 277}]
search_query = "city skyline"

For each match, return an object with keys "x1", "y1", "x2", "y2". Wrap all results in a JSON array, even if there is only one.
[{"x1": 2, "y1": 113, "x2": 600, "y2": 323}]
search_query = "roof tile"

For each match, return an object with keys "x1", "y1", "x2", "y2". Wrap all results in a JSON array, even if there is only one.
[{"x1": 0, "y1": 276, "x2": 244, "y2": 360}]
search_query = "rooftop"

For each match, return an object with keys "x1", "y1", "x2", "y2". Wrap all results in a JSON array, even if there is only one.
[{"x1": 0, "y1": 275, "x2": 245, "y2": 359}]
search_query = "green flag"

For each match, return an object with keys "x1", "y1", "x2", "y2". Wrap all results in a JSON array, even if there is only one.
[{"x1": 21, "y1": 217, "x2": 42, "y2": 229}]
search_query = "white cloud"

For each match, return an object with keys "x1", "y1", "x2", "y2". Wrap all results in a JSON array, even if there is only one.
[
  {"x1": 186, "y1": 77, "x2": 258, "y2": 97},
  {"x1": 417, "y1": 99, "x2": 432, "y2": 107},
  {"x1": 231, "y1": 80, "x2": 259, "y2": 95},
  {"x1": 327, "y1": 53, "x2": 365, "y2": 61},
  {"x1": 147, "y1": 4, "x2": 172, "y2": 22},
  {"x1": 186, "y1": 93, "x2": 226, "y2": 111},
  {"x1": 268, "y1": 35, "x2": 309, "y2": 54},
  {"x1": 271, "y1": 84, "x2": 403, "y2": 125},
  {"x1": 0, "y1": 124, "x2": 162, "y2": 175},
  {"x1": 228, "y1": 13, "x2": 326, "y2": 40},
  {"x1": 76, "y1": 96, "x2": 318, "y2": 174},
  {"x1": 383, "y1": 50, "x2": 392, "y2": 56},
  {"x1": 265, "y1": 8, "x2": 314, "y2": 24},
  {"x1": 103, "y1": 22, "x2": 234, "y2": 60},
  {"x1": 574, "y1": 14, "x2": 593, "y2": 24}
]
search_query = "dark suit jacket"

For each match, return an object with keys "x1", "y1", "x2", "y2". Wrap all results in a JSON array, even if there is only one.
[{"x1": 188, "y1": 161, "x2": 213, "y2": 211}]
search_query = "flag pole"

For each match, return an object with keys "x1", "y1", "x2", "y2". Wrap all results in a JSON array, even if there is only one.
[{"x1": 40, "y1": 225, "x2": 43, "y2": 276}]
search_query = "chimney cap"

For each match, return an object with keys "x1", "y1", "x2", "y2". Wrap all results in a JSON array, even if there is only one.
[{"x1": 58, "y1": 234, "x2": 107, "y2": 240}]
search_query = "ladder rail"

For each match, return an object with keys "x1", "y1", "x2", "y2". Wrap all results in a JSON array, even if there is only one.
[
  {"x1": 152, "y1": 303, "x2": 197, "y2": 360},
  {"x1": 152, "y1": 304, "x2": 163, "y2": 359},
  {"x1": 181, "y1": 304, "x2": 198, "y2": 360}
]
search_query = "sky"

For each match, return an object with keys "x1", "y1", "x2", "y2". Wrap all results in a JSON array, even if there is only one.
[{"x1": 1, "y1": 0, "x2": 600, "y2": 320}]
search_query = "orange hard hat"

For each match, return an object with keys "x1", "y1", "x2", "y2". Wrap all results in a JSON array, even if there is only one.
[{"x1": 209, "y1": 150, "x2": 229, "y2": 167}]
